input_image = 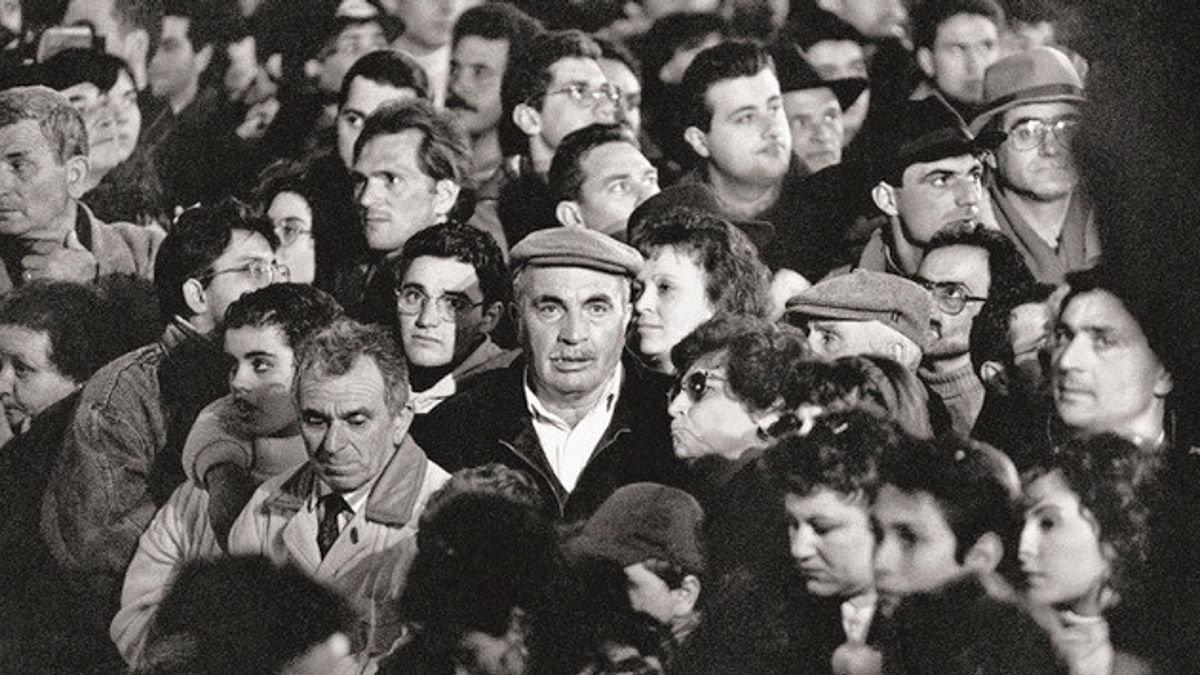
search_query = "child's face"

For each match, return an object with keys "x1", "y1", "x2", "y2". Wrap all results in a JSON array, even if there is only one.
[
  {"x1": 870, "y1": 484, "x2": 967, "y2": 603},
  {"x1": 624, "y1": 562, "x2": 687, "y2": 625}
]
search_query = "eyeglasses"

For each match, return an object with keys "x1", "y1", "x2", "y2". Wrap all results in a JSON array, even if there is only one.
[
  {"x1": 534, "y1": 82, "x2": 621, "y2": 110},
  {"x1": 395, "y1": 287, "x2": 484, "y2": 322},
  {"x1": 669, "y1": 370, "x2": 727, "y2": 404},
  {"x1": 915, "y1": 279, "x2": 987, "y2": 316},
  {"x1": 198, "y1": 260, "x2": 289, "y2": 284},
  {"x1": 1005, "y1": 117, "x2": 1080, "y2": 151},
  {"x1": 273, "y1": 218, "x2": 313, "y2": 247}
]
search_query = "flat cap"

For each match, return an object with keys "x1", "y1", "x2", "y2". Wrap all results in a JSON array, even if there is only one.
[
  {"x1": 568, "y1": 482, "x2": 706, "y2": 576},
  {"x1": 510, "y1": 226, "x2": 644, "y2": 277},
  {"x1": 784, "y1": 269, "x2": 934, "y2": 350}
]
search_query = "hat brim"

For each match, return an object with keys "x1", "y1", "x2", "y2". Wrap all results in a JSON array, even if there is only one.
[
  {"x1": 516, "y1": 255, "x2": 637, "y2": 277},
  {"x1": 828, "y1": 78, "x2": 869, "y2": 111},
  {"x1": 892, "y1": 129, "x2": 1006, "y2": 175},
  {"x1": 968, "y1": 89, "x2": 1086, "y2": 135}
]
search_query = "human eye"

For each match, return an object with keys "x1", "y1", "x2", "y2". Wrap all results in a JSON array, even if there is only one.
[
  {"x1": 301, "y1": 412, "x2": 327, "y2": 427},
  {"x1": 1038, "y1": 515, "x2": 1059, "y2": 531},
  {"x1": 929, "y1": 173, "x2": 949, "y2": 187},
  {"x1": 444, "y1": 295, "x2": 473, "y2": 315},
  {"x1": 733, "y1": 111, "x2": 754, "y2": 125},
  {"x1": 585, "y1": 301, "x2": 612, "y2": 318},
  {"x1": 535, "y1": 302, "x2": 564, "y2": 322},
  {"x1": 400, "y1": 288, "x2": 426, "y2": 304},
  {"x1": 567, "y1": 83, "x2": 588, "y2": 101},
  {"x1": 341, "y1": 111, "x2": 364, "y2": 128},
  {"x1": 251, "y1": 357, "x2": 274, "y2": 374},
  {"x1": 346, "y1": 413, "x2": 369, "y2": 427},
  {"x1": 386, "y1": 172, "x2": 406, "y2": 187},
  {"x1": 1093, "y1": 331, "x2": 1118, "y2": 349},
  {"x1": 609, "y1": 179, "x2": 631, "y2": 196},
  {"x1": 656, "y1": 281, "x2": 673, "y2": 296},
  {"x1": 12, "y1": 357, "x2": 33, "y2": 379}
]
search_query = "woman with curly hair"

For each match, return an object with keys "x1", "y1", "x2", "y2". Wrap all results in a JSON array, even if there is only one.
[{"x1": 1018, "y1": 434, "x2": 1154, "y2": 674}]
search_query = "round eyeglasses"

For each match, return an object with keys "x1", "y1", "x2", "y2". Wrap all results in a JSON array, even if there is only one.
[
  {"x1": 669, "y1": 370, "x2": 727, "y2": 404},
  {"x1": 395, "y1": 287, "x2": 484, "y2": 322},
  {"x1": 915, "y1": 279, "x2": 987, "y2": 316},
  {"x1": 1005, "y1": 117, "x2": 1079, "y2": 151}
]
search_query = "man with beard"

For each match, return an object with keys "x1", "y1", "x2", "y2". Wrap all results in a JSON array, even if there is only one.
[
  {"x1": 970, "y1": 46, "x2": 1095, "y2": 284},
  {"x1": 110, "y1": 283, "x2": 343, "y2": 666}
]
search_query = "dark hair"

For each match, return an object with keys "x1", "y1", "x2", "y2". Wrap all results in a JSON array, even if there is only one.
[
  {"x1": 294, "y1": 318, "x2": 409, "y2": 414},
  {"x1": 500, "y1": 29, "x2": 602, "y2": 157},
  {"x1": 153, "y1": 198, "x2": 278, "y2": 323},
  {"x1": 0, "y1": 281, "x2": 115, "y2": 383},
  {"x1": 1058, "y1": 265, "x2": 1168, "y2": 365},
  {"x1": 766, "y1": 409, "x2": 901, "y2": 498},
  {"x1": 638, "y1": 12, "x2": 731, "y2": 89},
  {"x1": 137, "y1": 556, "x2": 355, "y2": 675},
  {"x1": 162, "y1": 0, "x2": 241, "y2": 51},
  {"x1": 337, "y1": 49, "x2": 429, "y2": 110},
  {"x1": 911, "y1": 0, "x2": 1006, "y2": 51},
  {"x1": 679, "y1": 39, "x2": 775, "y2": 132},
  {"x1": 392, "y1": 222, "x2": 511, "y2": 307},
  {"x1": 595, "y1": 36, "x2": 642, "y2": 83},
  {"x1": 1022, "y1": 434, "x2": 1151, "y2": 601},
  {"x1": 632, "y1": 208, "x2": 773, "y2": 319},
  {"x1": 36, "y1": 48, "x2": 132, "y2": 94},
  {"x1": 548, "y1": 123, "x2": 640, "y2": 202},
  {"x1": 453, "y1": 2, "x2": 543, "y2": 54},
  {"x1": 969, "y1": 282, "x2": 1055, "y2": 375},
  {"x1": 926, "y1": 223, "x2": 1039, "y2": 305},
  {"x1": 671, "y1": 314, "x2": 809, "y2": 412},
  {"x1": 0, "y1": 86, "x2": 87, "y2": 163},
  {"x1": 222, "y1": 283, "x2": 344, "y2": 354},
  {"x1": 875, "y1": 433, "x2": 1018, "y2": 563},
  {"x1": 785, "y1": 10, "x2": 868, "y2": 50},
  {"x1": 353, "y1": 98, "x2": 471, "y2": 189},
  {"x1": 421, "y1": 463, "x2": 546, "y2": 524}
]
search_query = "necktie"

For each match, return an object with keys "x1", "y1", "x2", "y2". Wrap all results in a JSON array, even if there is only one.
[{"x1": 317, "y1": 494, "x2": 349, "y2": 558}]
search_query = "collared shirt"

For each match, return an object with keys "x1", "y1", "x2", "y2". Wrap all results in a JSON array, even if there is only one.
[
  {"x1": 524, "y1": 363, "x2": 623, "y2": 493},
  {"x1": 840, "y1": 591, "x2": 878, "y2": 644},
  {"x1": 313, "y1": 478, "x2": 373, "y2": 533}
]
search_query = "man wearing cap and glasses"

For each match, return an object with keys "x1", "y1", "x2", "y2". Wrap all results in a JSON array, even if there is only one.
[
  {"x1": 413, "y1": 227, "x2": 686, "y2": 521},
  {"x1": 970, "y1": 46, "x2": 1095, "y2": 284}
]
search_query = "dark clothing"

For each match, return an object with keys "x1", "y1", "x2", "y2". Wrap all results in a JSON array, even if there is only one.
[
  {"x1": 989, "y1": 185, "x2": 1101, "y2": 284},
  {"x1": 153, "y1": 87, "x2": 261, "y2": 209},
  {"x1": 494, "y1": 158, "x2": 558, "y2": 247},
  {"x1": 970, "y1": 392, "x2": 1054, "y2": 472},
  {"x1": 84, "y1": 145, "x2": 168, "y2": 228},
  {"x1": 411, "y1": 355, "x2": 689, "y2": 521},
  {"x1": 304, "y1": 151, "x2": 373, "y2": 312}
]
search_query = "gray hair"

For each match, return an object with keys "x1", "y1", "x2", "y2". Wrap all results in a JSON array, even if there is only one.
[
  {"x1": 0, "y1": 86, "x2": 88, "y2": 163},
  {"x1": 293, "y1": 318, "x2": 409, "y2": 414}
]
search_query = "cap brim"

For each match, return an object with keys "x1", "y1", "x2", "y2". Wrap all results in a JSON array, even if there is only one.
[
  {"x1": 516, "y1": 255, "x2": 637, "y2": 277},
  {"x1": 828, "y1": 78, "x2": 869, "y2": 111}
]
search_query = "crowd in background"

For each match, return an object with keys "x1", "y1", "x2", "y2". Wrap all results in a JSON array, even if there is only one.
[{"x1": 0, "y1": 0, "x2": 1198, "y2": 673}]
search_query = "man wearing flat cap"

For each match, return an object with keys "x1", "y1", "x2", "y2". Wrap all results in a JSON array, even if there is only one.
[
  {"x1": 856, "y1": 97, "x2": 1005, "y2": 276},
  {"x1": 784, "y1": 269, "x2": 935, "y2": 371},
  {"x1": 971, "y1": 46, "x2": 1096, "y2": 284},
  {"x1": 413, "y1": 227, "x2": 687, "y2": 521}
]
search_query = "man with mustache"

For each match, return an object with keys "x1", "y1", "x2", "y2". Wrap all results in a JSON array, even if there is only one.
[
  {"x1": 970, "y1": 46, "x2": 1096, "y2": 284},
  {"x1": 413, "y1": 227, "x2": 687, "y2": 521}
]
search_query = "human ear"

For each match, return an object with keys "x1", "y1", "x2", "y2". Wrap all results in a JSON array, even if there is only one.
[
  {"x1": 979, "y1": 361, "x2": 1009, "y2": 396},
  {"x1": 432, "y1": 178, "x2": 462, "y2": 219},
  {"x1": 65, "y1": 154, "x2": 90, "y2": 199},
  {"x1": 683, "y1": 126, "x2": 710, "y2": 159},
  {"x1": 916, "y1": 47, "x2": 935, "y2": 79},
  {"x1": 479, "y1": 301, "x2": 503, "y2": 335},
  {"x1": 555, "y1": 200, "x2": 586, "y2": 228},
  {"x1": 872, "y1": 182, "x2": 899, "y2": 217},
  {"x1": 671, "y1": 575, "x2": 702, "y2": 616},
  {"x1": 964, "y1": 531, "x2": 1003, "y2": 574},
  {"x1": 182, "y1": 278, "x2": 208, "y2": 317},
  {"x1": 513, "y1": 102, "x2": 541, "y2": 137}
]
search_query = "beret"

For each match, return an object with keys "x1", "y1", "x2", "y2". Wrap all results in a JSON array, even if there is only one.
[
  {"x1": 510, "y1": 226, "x2": 644, "y2": 277},
  {"x1": 784, "y1": 269, "x2": 935, "y2": 350}
]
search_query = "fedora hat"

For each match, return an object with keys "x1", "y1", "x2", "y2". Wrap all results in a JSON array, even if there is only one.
[
  {"x1": 969, "y1": 46, "x2": 1085, "y2": 134},
  {"x1": 882, "y1": 98, "x2": 1006, "y2": 181},
  {"x1": 770, "y1": 42, "x2": 868, "y2": 112}
]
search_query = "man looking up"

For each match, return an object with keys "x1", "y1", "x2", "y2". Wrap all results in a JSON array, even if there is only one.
[
  {"x1": 970, "y1": 46, "x2": 1095, "y2": 284},
  {"x1": 548, "y1": 123, "x2": 660, "y2": 238},
  {"x1": 910, "y1": 0, "x2": 1005, "y2": 122},
  {"x1": 0, "y1": 86, "x2": 164, "y2": 294},
  {"x1": 414, "y1": 227, "x2": 686, "y2": 520},
  {"x1": 447, "y1": 2, "x2": 542, "y2": 186}
]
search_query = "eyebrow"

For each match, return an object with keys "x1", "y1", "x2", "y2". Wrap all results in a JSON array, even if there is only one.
[
  {"x1": 1028, "y1": 503, "x2": 1062, "y2": 517},
  {"x1": 726, "y1": 104, "x2": 759, "y2": 120},
  {"x1": 241, "y1": 350, "x2": 278, "y2": 360},
  {"x1": 584, "y1": 294, "x2": 615, "y2": 304}
]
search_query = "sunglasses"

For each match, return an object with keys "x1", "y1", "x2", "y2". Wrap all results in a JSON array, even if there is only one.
[{"x1": 669, "y1": 370, "x2": 727, "y2": 404}]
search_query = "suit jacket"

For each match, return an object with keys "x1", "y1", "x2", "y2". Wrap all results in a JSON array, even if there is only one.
[{"x1": 412, "y1": 354, "x2": 689, "y2": 521}]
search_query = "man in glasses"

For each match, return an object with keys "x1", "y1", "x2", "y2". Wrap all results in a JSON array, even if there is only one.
[
  {"x1": 43, "y1": 198, "x2": 281, "y2": 659},
  {"x1": 913, "y1": 225, "x2": 1036, "y2": 437},
  {"x1": 970, "y1": 46, "x2": 1095, "y2": 284},
  {"x1": 413, "y1": 227, "x2": 686, "y2": 521},
  {"x1": 393, "y1": 222, "x2": 516, "y2": 424}
]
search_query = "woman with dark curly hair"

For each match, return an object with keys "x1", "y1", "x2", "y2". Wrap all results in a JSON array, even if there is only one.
[
  {"x1": 631, "y1": 207, "x2": 772, "y2": 374},
  {"x1": 1019, "y1": 434, "x2": 1153, "y2": 674}
]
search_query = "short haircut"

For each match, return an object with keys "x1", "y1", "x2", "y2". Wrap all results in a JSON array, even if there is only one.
[
  {"x1": 1059, "y1": 265, "x2": 1168, "y2": 365},
  {"x1": 766, "y1": 408, "x2": 901, "y2": 498},
  {"x1": 420, "y1": 463, "x2": 546, "y2": 528},
  {"x1": 548, "y1": 123, "x2": 640, "y2": 203},
  {"x1": 0, "y1": 281, "x2": 113, "y2": 383},
  {"x1": 595, "y1": 36, "x2": 642, "y2": 83},
  {"x1": 679, "y1": 39, "x2": 775, "y2": 132},
  {"x1": 874, "y1": 433, "x2": 1018, "y2": 563},
  {"x1": 337, "y1": 49, "x2": 429, "y2": 110},
  {"x1": 671, "y1": 314, "x2": 809, "y2": 412},
  {"x1": 0, "y1": 86, "x2": 87, "y2": 163},
  {"x1": 294, "y1": 318, "x2": 409, "y2": 414},
  {"x1": 137, "y1": 556, "x2": 355, "y2": 675},
  {"x1": 452, "y1": 2, "x2": 543, "y2": 54},
  {"x1": 925, "y1": 224, "x2": 1039, "y2": 305},
  {"x1": 152, "y1": 198, "x2": 278, "y2": 324},
  {"x1": 36, "y1": 48, "x2": 133, "y2": 94},
  {"x1": 969, "y1": 281, "x2": 1055, "y2": 375},
  {"x1": 353, "y1": 98, "x2": 471, "y2": 189},
  {"x1": 1022, "y1": 434, "x2": 1151, "y2": 600},
  {"x1": 222, "y1": 283, "x2": 344, "y2": 353},
  {"x1": 499, "y1": 29, "x2": 602, "y2": 157},
  {"x1": 392, "y1": 222, "x2": 511, "y2": 306},
  {"x1": 631, "y1": 207, "x2": 773, "y2": 320},
  {"x1": 911, "y1": 0, "x2": 1006, "y2": 51}
]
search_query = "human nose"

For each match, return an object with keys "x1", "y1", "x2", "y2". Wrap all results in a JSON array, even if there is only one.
[
  {"x1": 415, "y1": 296, "x2": 441, "y2": 327},
  {"x1": 1053, "y1": 332, "x2": 1087, "y2": 373},
  {"x1": 1018, "y1": 519, "x2": 1039, "y2": 566},
  {"x1": 592, "y1": 92, "x2": 618, "y2": 124},
  {"x1": 873, "y1": 534, "x2": 897, "y2": 579},
  {"x1": 953, "y1": 176, "x2": 981, "y2": 208},
  {"x1": 229, "y1": 363, "x2": 254, "y2": 393},
  {"x1": 319, "y1": 420, "x2": 348, "y2": 458},
  {"x1": 357, "y1": 177, "x2": 381, "y2": 208},
  {"x1": 0, "y1": 360, "x2": 14, "y2": 395},
  {"x1": 634, "y1": 283, "x2": 655, "y2": 315},
  {"x1": 667, "y1": 387, "x2": 690, "y2": 418},
  {"x1": 558, "y1": 307, "x2": 587, "y2": 344},
  {"x1": 790, "y1": 523, "x2": 818, "y2": 562}
]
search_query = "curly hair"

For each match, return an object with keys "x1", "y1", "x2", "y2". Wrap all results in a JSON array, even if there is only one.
[
  {"x1": 670, "y1": 314, "x2": 809, "y2": 412},
  {"x1": 765, "y1": 408, "x2": 904, "y2": 498},
  {"x1": 632, "y1": 207, "x2": 772, "y2": 320},
  {"x1": 222, "y1": 283, "x2": 344, "y2": 353},
  {"x1": 0, "y1": 281, "x2": 114, "y2": 383},
  {"x1": 391, "y1": 221, "x2": 511, "y2": 307},
  {"x1": 1021, "y1": 433, "x2": 1152, "y2": 601}
]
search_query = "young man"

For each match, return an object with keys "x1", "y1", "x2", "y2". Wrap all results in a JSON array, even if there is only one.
[
  {"x1": 970, "y1": 46, "x2": 1094, "y2": 284},
  {"x1": 392, "y1": 222, "x2": 517, "y2": 418},
  {"x1": 386, "y1": 0, "x2": 476, "y2": 107},
  {"x1": 548, "y1": 123, "x2": 660, "y2": 238},
  {"x1": 910, "y1": 0, "x2": 1005, "y2": 122}
]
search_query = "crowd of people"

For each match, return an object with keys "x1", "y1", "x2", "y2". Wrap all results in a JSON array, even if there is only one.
[{"x1": 0, "y1": 0, "x2": 1196, "y2": 673}]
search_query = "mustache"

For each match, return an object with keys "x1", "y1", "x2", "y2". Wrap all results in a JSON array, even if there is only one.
[{"x1": 446, "y1": 94, "x2": 476, "y2": 113}]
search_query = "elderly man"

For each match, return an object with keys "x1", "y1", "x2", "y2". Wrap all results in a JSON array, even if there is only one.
[
  {"x1": 414, "y1": 227, "x2": 686, "y2": 520},
  {"x1": 548, "y1": 123, "x2": 660, "y2": 238},
  {"x1": 784, "y1": 268, "x2": 934, "y2": 371},
  {"x1": 971, "y1": 46, "x2": 1095, "y2": 283},
  {"x1": 229, "y1": 318, "x2": 450, "y2": 659},
  {"x1": 0, "y1": 86, "x2": 163, "y2": 294}
]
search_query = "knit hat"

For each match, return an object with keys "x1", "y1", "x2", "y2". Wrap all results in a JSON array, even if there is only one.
[
  {"x1": 969, "y1": 46, "x2": 1085, "y2": 135},
  {"x1": 569, "y1": 483, "x2": 706, "y2": 576},
  {"x1": 510, "y1": 226, "x2": 644, "y2": 277},
  {"x1": 784, "y1": 269, "x2": 935, "y2": 350}
]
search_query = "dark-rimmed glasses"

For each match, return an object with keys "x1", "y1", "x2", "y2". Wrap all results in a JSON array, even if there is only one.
[
  {"x1": 915, "y1": 279, "x2": 987, "y2": 316},
  {"x1": 395, "y1": 287, "x2": 484, "y2": 322},
  {"x1": 669, "y1": 370, "x2": 727, "y2": 404}
]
